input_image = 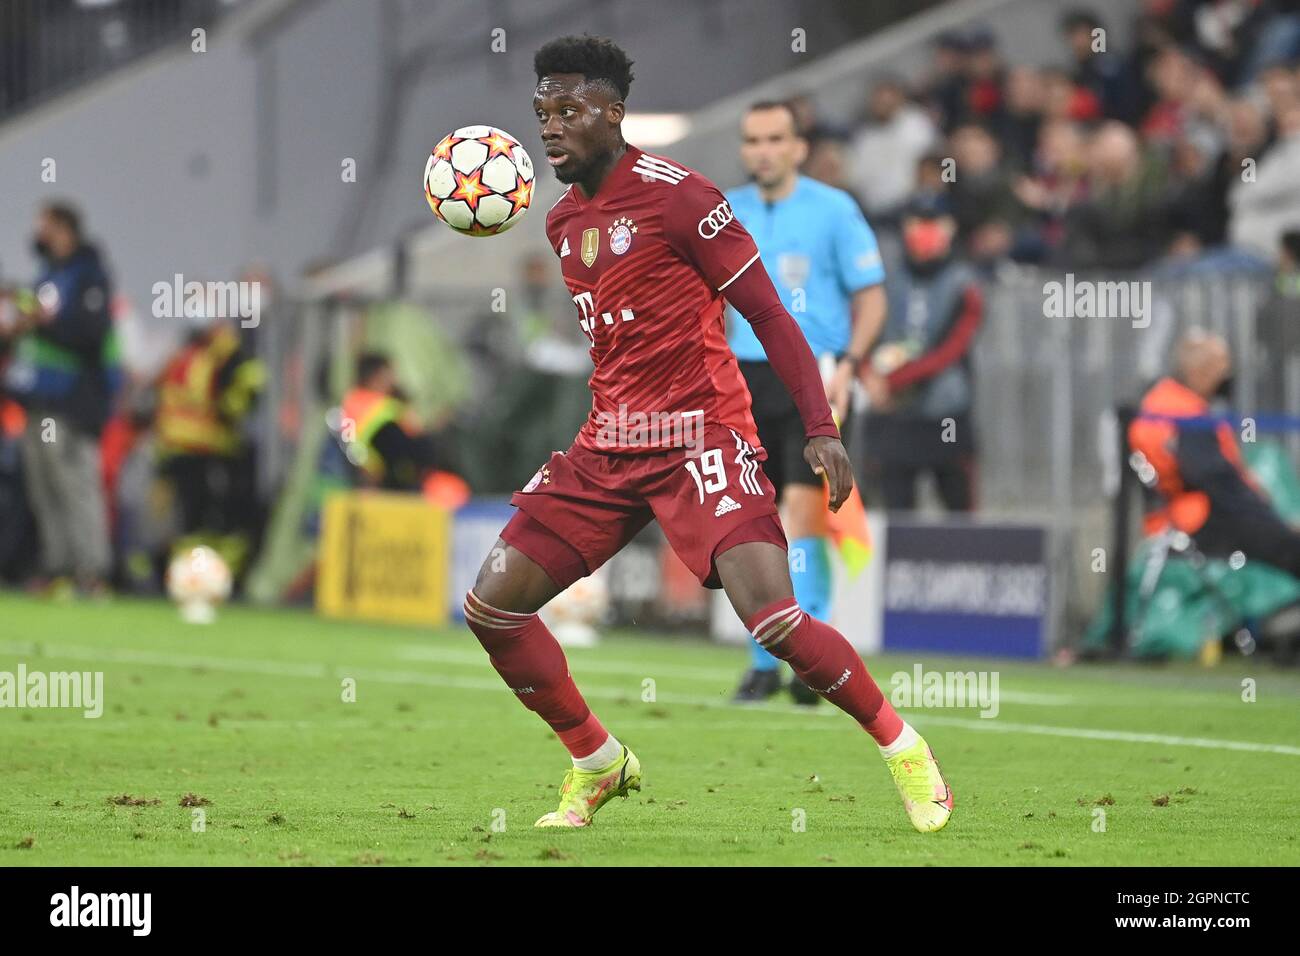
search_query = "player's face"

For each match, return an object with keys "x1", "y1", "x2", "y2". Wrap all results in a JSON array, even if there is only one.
[
  {"x1": 533, "y1": 73, "x2": 623, "y2": 185},
  {"x1": 739, "y1": 108, "x2": 806, "y2": 189}
]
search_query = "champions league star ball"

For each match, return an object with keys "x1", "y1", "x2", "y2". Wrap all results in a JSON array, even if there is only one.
[
  {"x1": 166, "y1": 546, "x2": 233, "y2": 625},
  {"x1": 424, "y1": 126, "x2": 535, "y2": 236},
  {"x1": 541, "y1": 571, "x2": 610, "y2": 648}
]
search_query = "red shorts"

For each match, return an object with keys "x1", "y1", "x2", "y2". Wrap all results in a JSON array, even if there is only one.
[{"x1": 503, "y1": 422, "x2": 787, "y2": 589}]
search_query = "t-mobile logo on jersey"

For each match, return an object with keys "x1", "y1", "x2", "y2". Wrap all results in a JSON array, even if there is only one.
[{"x1": 572, "y1": 291, "x2": 635, "y2": 342}]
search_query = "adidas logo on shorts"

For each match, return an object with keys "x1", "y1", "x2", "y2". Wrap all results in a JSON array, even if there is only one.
[{"x1": 714, "y1": 495, "x2": 741, "y2": 518}]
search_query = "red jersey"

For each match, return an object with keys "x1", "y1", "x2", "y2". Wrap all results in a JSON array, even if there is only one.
[{"x1": 545, "y1": 145, "x2": 764, "y2": 454}]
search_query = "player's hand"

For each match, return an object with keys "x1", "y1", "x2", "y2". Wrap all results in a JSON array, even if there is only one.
[{"x1": 804, "y1": 435, "x2": 853, "y2": 512}]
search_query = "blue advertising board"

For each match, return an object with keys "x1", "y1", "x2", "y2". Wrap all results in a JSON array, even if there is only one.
[{"x1": 882, "y1": 520, "x2": 1050, "y2": 659}]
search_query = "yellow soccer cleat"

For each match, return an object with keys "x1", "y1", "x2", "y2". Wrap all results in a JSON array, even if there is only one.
[
  {"x1": 534, "y1": 746, "x2": 642, "y2": 828},
  {"x1": 885, "y1": 736, "x2": 953, "y2": 833}
]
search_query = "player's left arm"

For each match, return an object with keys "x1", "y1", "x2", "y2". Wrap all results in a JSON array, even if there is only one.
[{"x1": 665, "y1": 177, "x2": 853, "y2": 510}]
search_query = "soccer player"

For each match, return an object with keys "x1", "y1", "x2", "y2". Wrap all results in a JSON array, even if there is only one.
[
  {"x1": 462, "y1": 35, "x2": 952, "y2": 833},
  {"x1": 725, "y1": 100, "x2": 887, "y2": 704}
]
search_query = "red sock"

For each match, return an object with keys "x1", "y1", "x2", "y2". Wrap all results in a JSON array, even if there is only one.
[
  {"x1": 746, "y1": 597, "x2": 904, "y2": 747},
  {"x1": 464, "y1": 590, "x2": 609, "y2": 758}
]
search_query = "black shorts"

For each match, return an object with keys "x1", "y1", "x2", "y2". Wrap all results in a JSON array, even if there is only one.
[
  {"x1": 739, "y1": 359, "x2": 844, "y2": 500},
  {"x1": 1196, "y1": 505, "x2": 1300, "y2": 579}
]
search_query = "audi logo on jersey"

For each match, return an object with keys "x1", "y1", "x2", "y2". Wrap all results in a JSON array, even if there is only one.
[
  {"x1": 572, "y1": 290, "x2": 635, "y2": 342},
  {"x1": 696, "y1": 201, "x2": 735, "y2": 239}
]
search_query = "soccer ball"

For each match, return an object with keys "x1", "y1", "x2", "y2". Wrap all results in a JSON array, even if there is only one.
[
  {"x1": 166, "y1": 546, "x2": 232, "y2": 625},
  {"x1": 541, "y1": 571, "x2": 610, "y2": 648},
  {"x1": 424, "y1": 125, "x2": 535, "y2": 236}
]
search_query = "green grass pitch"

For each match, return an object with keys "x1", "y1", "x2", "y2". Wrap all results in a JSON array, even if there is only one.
[{"x1": 1, "y1": 593, "x2": 1297, "y2": 866}]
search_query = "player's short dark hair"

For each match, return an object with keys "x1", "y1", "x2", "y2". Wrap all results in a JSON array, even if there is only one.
[
  {"x1": 356, "y1": 351, "x2": 391, "y2": 386},
  {"x1": 41, "y1": 200, "x2": 82, "y2": 239},
  {"x1": 534, "y1": 34, "x2": 635, "y2": 101}
]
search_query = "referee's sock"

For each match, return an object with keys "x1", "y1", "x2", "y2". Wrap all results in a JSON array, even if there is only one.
[
  {"x1": 789, "y1": 535, "x2": 831, "y2": 622},
  {"x1": 749, "y1": 639, "x2": 781, "y2": 671}
]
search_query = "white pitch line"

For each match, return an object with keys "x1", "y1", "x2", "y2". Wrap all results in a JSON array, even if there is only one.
[
  {"x1": 1, "y1": 640, "x2": 1295, "y2": 756},
  {"x1": 910, "y1": 714, "x2": 1300, "y2": 756}
]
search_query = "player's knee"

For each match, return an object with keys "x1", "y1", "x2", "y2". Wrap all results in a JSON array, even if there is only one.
[
  {"x1": 469, "y1": 545, "x2": 541, "y2": 619},
  {"x1": 467, "y1": 574, "x2": 521, "y2": 619}
]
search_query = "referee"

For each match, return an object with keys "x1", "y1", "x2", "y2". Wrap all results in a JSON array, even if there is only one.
[{"x1": 725, "y1": 100, "x2": 887, "y2": 703}]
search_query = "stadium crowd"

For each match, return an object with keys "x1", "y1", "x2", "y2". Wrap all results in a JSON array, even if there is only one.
[
  {"x1": 2, "y1": 1, "x2": 1300, "y2": 609},
  {"x1": 804, "y1": 2, "x2": 1300, "y2": 274}
]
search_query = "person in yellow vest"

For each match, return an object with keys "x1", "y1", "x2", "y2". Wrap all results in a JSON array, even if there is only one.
[
  {"x1": 154, "y1": 314, "x2": 265, "y2": 573},
  {"x1": 338, "y1": 353, "x2": 467, "y2": 506}
]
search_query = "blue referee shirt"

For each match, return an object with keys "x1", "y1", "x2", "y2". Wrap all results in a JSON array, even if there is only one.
[{"x1": 725, "y1": 175, "x2": 885, "y2": 362}]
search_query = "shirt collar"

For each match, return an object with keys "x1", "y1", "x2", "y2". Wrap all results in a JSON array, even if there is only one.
[{"x1": 571, "y1": 144, "x2": 642, "y2": 208}]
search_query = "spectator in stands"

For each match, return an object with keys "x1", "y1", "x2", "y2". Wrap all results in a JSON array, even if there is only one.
[
  {"x1": 1229, "y1": 98, "x2": 1300, "y2": 255},
  {"x1": 955, "y1": 26, "x2": 1006, "y2": 128},
  {"x1": 1162, "y1": 125, "x2": 1229, "y2": 250},
  {"x1": 1040, "y1": 67, "x2": 1103, "y2": 124},
  {"x1": 1195, "y1": 96, "x2": 1268, "y2": 245},
  {"x1": 947, "y1": 123, "x2": 1029, "y2": 267},
  {"x1": 1061, "y1": 121, "x2": 1171, "y2": 269},
  {"x1": 1, "y1": 201, "x2": 119, "y2": 597},
  {"x1": 1141, "y1": 45, "x2": 1211, "y2": 146},
  {"x1": 996, "y1": 65, "x2": 1046, "y2": 171},
  {"x1": 861, "y1": 194, "x2": 983, "y2": 512},
  {"x1": 847, "y1": 76, "x2": 938, "y2": 225},
  {"x1": 1060, "y1": 8, "x2": 1136, "y2": 121},
  {"x1": 1238, "y1": 3, "x2": 1300, "y2": 85},
  {"x1": 1185, "y1": 0, "x2": 1275, "y2": 87},
  {"x1": 1012, "y1": 119, "x2": 1089, "y2": 261},
  {"x1": 1130, "y1": 330, "x2": 1300, "y2": 579},
  {"x1": 922, "y1": 30, "x2": 971, "y2": 131}
]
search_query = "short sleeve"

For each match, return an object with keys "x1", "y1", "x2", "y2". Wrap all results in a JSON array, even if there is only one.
[
  {"x1": 664, "y1": 175, "x2": 761, "y2": 292},
  {"x1": 833, "y1": 194, "x2": 886, "y2": 293}
]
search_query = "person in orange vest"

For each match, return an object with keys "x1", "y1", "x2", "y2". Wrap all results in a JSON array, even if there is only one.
[
  {"x1": 1129, "y1": 330, "x2": 1300, "y2": 578},
  {"x1": 154, "y1": 314, "x2": 265, "y2": 570},
  {"x1": 337, "y1": 352, "x2": 467, "y2": 507}
]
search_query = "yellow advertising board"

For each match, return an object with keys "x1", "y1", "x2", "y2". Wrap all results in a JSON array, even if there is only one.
[{"x1": 317, "y1": 491, "x2": 450, "y2": 627}]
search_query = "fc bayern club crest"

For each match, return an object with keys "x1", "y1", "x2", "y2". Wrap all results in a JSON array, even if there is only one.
[
  {"x1": 608, "y1": 216, "x2": 637, "y2": 255},
  {"x1": 522, "y1": 465, "x2": 550, "y2": 493}
]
